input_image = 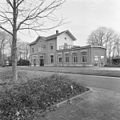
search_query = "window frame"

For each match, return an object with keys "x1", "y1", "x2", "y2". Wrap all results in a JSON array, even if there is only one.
[
  {"x1": 65, "y1": 53, "x2": 69, "y2": 63},
  {"x1": 72, "y1": 53, "x2": 78, "y2": 63},
  {"x1": 82, "y1": 55, "x2": 87, "y2": 62},
  {"x1": 50, "y1": 55, "x2": 54, "y2": 63},
  {"x1": 81, "y1": 52, "x2": 87, "y2": 63},
  {"x1": 50, "y1": 43, "x2": 54, "y2": 50},
  {"x1": 58, "y1": 57, "x2": 62, "y2": 63}
]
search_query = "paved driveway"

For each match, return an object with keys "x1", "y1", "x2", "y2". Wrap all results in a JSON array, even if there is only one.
[
  {"x1": 64, "y1": 73, "x2": 120, "y2": 93},
  {"x1": 37, "y1": 88, "x2": 120, "y2": 120},
  {"x1": 19, "y1": 69, "x2": 120, "y2": 93}
]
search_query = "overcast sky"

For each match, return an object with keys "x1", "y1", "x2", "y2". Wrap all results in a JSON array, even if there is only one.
[{"x1": 19, "y1": 0, "x2": 120, "y2": 46}]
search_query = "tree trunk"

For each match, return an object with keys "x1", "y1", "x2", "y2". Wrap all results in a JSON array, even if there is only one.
[
  {"x1": 11, "y1": 37, "x2": 17, "y2": 82},
  {"x1": 12, "y1": 0, "x2": 17, "y2": 82},
  {"x1": 0, "y1": 48, "x2": 2, "y2": 66}
]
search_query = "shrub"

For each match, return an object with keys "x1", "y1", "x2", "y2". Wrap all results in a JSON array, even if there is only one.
[
  {"x1": 0, "y1": 74, "x2": 89, "y2": 119},
  {"x1": 17, "y1": 59, "x2": 30, "y2": 66}
]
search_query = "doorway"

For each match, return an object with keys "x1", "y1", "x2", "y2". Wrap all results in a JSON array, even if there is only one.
[
  {"x1": 40, "y1": 59, "x2": 44, "y2": 66},
  {"x1": 40, "y1": 56, "x2": 44, "y2": 66}
]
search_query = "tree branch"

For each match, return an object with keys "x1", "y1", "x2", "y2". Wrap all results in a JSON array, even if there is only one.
[
  {"x1": 17, "y1": 0, "x2": 65, "y2": 31},
  {"x1": 18, "y1": 19, "x2": 63, "y2": 31},
  {"x1": 0, "y1": 26, "x2": 13, "y2": 36},
  {"x1": 16, "y1": 0, "x2": 25, "y2": 8},
  {"x1": 6, "y1": 0, "x2": 13, "y2": 9},
  {"x1": 0, "y1": 13, "x2": 13, "y2": 26}
]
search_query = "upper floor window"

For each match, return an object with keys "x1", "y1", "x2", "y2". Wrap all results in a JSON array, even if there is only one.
[
  {"x1": 38, "y1": 44, "x2": 46, "y2": 52},
  {"x1": 50, "y1": 45, "x2": 53, "y2": 50},
  {"x1": 50, "y1": 43, "x2": 54, "y2": 50},
  {"x1": 38, "y1": 47, "x2": 42, "y2": 52},
  {"x1": 64, "y1": 43, "x2": 68, "y2": 49},
  {"x1": 43, "y1": 45, "x2": 46, "y2": 49}
]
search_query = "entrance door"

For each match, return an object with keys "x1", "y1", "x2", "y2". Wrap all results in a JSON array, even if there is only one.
[
  {"x1": 40, "y1": 56, "x2": 44, "y2": 66},
  {"x1": 33, "y1": 59, "x2": 36, "y2": 66},
  {"x1": 40, "y1": 59, "x2": 44, "y2": 66}
]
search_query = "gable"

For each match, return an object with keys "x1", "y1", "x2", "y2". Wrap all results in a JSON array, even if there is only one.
[
  {"x1": 29, "y1": 30, "x2": 76, "y2": 46},
  {"x1": 29, "y1": 36, "x2": 46, "y2": 46}
]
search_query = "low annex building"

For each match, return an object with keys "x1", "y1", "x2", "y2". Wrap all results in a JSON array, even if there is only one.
[{"x1": 29, "y1": 30, "x2": 106, "y2": 67}]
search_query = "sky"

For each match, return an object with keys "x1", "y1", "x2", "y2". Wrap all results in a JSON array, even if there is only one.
[{"x1": 19, "y1": 0, "x2": 120, "y2": 46}]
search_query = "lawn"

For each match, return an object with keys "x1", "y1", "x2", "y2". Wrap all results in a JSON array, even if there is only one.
[
  {"x1": 18, "y1": 66, "x2": 120, "y2": 77},
  {"x1": 0, "y1": 70, "x2": 89, "y2": 120}
]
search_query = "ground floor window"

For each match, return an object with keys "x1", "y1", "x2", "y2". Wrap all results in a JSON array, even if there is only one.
[
  {"x1": 50, "y1": 55, "x2": 54, "y2": 63},
  {"x1": 82, "y1": 55, "x2": 87, "y2": 62},
  {"x1": 59, "y1": 57, "x2": 62, "y2": 63},
  {"x1": 81, "y1": 52, "x2": 87, "y2": 62},
  {"x1": 73, "y1": 56, "x2": 78, "y2": 62},
  {"x1": 72, "y1": 53, "x2": 78, "y2": 63},
  {"x1": 65, "y1": 54, "x2": 69, "y2": 63},
  {"x1": 66, "y1": 57, "x2": 69, "y2": 62},
  {"x1": 94, "y1": 56, "x2": 98, "y2": 61}
]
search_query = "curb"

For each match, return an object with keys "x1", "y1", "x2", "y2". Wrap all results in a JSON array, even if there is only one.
[{"x1": 53, "y1": 87, "x2": 92, "y2": 108}]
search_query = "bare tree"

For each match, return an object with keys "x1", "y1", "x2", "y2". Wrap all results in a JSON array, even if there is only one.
[
  {"x1": 0, "y1": 0, "x2": 65, "y2": 82},
  {"x1": 87, "y1": 27, "x2": 120, "y2": 65},
  {"x1": 112, "y1": 34, "x2": 120, "y2": 57},
  {"x1": 87, "y1": 27, "x2": 107, "y2": 46},
  {"x1": 0, "y1": 31, "x2": 6, "y2": 66},
  {"x1": 17, "y1": 41, "x2": 29, "y2": 60},
  {"x1": 0, "y1": 31, "x2": 11, "y2": 66}
]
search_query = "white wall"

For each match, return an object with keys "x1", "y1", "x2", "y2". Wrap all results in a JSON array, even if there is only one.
[{"x1": 57, "y1": 33, "x2": 74, "y2": 50}]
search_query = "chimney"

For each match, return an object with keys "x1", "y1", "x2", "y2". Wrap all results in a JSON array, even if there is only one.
[{"x1": 56, "y1": 30, "x2": 59, "y2": 34}]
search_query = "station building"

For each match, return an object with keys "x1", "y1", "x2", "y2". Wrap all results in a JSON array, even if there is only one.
[{"x1": 29, "y1": 30, "x2": 106, "y2": 67}]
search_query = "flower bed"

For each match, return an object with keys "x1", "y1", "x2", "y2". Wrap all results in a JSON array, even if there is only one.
[{"x1": 0, "y1": 74, "x2": 89, "y2": 120}]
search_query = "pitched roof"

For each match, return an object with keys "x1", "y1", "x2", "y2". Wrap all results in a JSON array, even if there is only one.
[
  {"x1": 29, "y1": 36, "x2": 46, "y2": 46},
  {"x1": 46, "y1": 30, "x2": 76, "y2": 41},
  {"x1": 29, "y1": 30, "x2": 76, "y2": 46}
]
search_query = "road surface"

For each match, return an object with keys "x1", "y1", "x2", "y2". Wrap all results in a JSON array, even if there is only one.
[
  {"x1": 25, "y1": 70, "x2": 120, "y2": 93},
  {"x1": 63, "y1": 73, "x2": 120, "y2": 92}
]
